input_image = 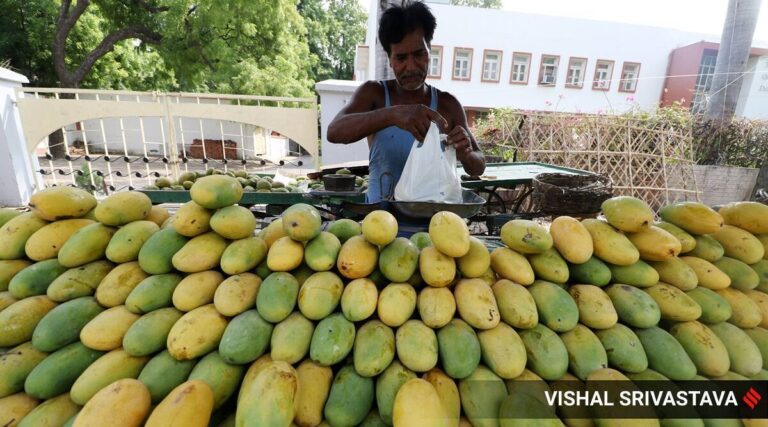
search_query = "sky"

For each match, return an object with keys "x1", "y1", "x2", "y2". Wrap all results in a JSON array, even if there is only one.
[{"x1": 359, "y1": 0, "x2": 768, "y2": 45}]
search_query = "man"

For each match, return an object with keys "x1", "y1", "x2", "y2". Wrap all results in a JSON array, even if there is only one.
[{"x1": 327, "y1": 1, "x2": 485, "y2": 203}]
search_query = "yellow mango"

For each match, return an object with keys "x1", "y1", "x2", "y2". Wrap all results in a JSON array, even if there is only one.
[
  {"x1": 73, "y1": 379, "x2": 151, "y2": 427},
  {"x1": 167, "y1": 304, "x2": 228, "y2": 360},
  {"x1": 601, "y1": 196, "x2": 654, "y2": 233},
  {"x1": 70, "y1": 349, "x2": 150, "y2": 405},
  {"x1": 145, "y1": 205, "x2": 170, "y2": 227},
  {"x1": 29, "y1": 186, "x2": 96, "y2": 221},
  {"x1": 236, "y1": 361, "x2": 298, "y2": 427},
  {"x1": 477, "y1": 323, "x2": 527, "y2": 379},
  {"x1": 172, "y1": 270, "x2": 225, "y2": 312},
  {"x1": 281, "y1": 203, "x2": 321, "y2": 242},
  {"x1": 172, "y1": 232, "x2": 228, "y2": 273},
  {"x1": 238, "y1": 354, "x2": 273, "y2": 402},
  {"x1": 648, "y1": 258, "x2": 699, "y2": 291},
  {"x1": 711, "y1": 224, "x2": 765, "y2": 265},
  {"x1": 336, "y1": 235, "x2": 378, "y2": 279},
  {"x1": 0, "y1": 295, "x2": 57, "y2": 347},
  {"x1": 500, "y1": 219, "x2": 552, "y2": 254},
  {"x1": 417, "y1": 287, "x2": 456, "y2": 329},
  {"x1": 582, "y1": 219, "x2": 639, "y2": 266},
  {"x1": 0, "y1": 212, "x2": 49, "y2": 260},
  {"x1": 190, "y1": 175, "x2": 243, "y2": 210},
  {"x1": 457, "y1": 237, "x2": 491, "y2": 278},
  {"x1": 393, "y1": 378, "x2": 449, "y2": 427},
  {"x1": 172, "y1": 201, "x2": 212, "y2": 237},
  {"x1": 267, "y1": 236, "x2": 305, "y2": 272},
  {"x1": 654, "y1": 221, "x2": 697, "y2": 254},
  {"x1": 0, "y1": 291, "x2": 19, "y2": 311},
  {"x1": 644, "y1": 283, "x2": 702, "y2": 322},
  {"x1": 378, "y1": 283, "x2": 417, "y2": 327},
  {"x1": 94, "y1": 262, "x2": 149, "y2": 308},
  {"x1": 210, "y1": 205, "x2": 256, "y2": 240},
  {"x1": 80, "y1": 305, "x2": 140, "y2": 351},
  {"x1": 17, "y1": 393, "x2": 79, "y2": 427},
  {"x1": 429, "y1": 211, "x2": 470, "y2": 257},
  {"x1": 0, "y1": 393, "x2": 39, "y2": 427},
  {"x1": 627, "y1": 225, "x2": 681, "y2": 262},
  {"x1": 0, "y1": 260, "x2": 32, "y2": 292},
  {"x1": 259, "y1": 218, "x2": 286, "y2": 248},
  {"x1": 25, "y1": 219, "x2": 94, "y2": 261},
  {"x1": 295, "y1": 360, "x2": 333, "y2": 427},
  {"x1": 745, "y1": 290, "x2": 768, "y2": 329},
  {"x1": 716, "y1": 288, "x2": 762, "y2": 328},
  {"x1": 492, "y1": 279, "x2": 538, "y2": 329},
  {"x1": 340, "y1": 278, "x2": 378, "y2": 322},
  {"x1": 659, "y1": 201, "x2": 724, "y2": 235},
  {"x1": 422, "y1": 369, "x2": 461, "y2": 426},
  {"x1": 718, "y1": 201, "x2": 768, "y2": 234},
  {"x1": 419, "y1": 246, "x2": 456, "y2": 288},
  {"x1": 361, "y1": 210, "x2": 398, "y2": 246},
  {"x1": 213, "y1": 273, "x2": 261, "y2": 317},
  {"x1": 680, "y1": 256, "x2": 731, "y2": 290},
  {"x1": 94, "y1": 191, "x2": 152, "y2": 226},
  {"x1": 758, "y1": 234, "x2": 768, "y2": 260},
  {"x1": 454, "y1": 278, "x2": 500, "y2": 330},
  {"x1": 145, "y1": 380, "x2": 214, "y2": 427},
  {"x1": 569, "y1": 284, "x2": 618, "y2": 329},
  {"x1": 550, "y1": 216, "x2": 593, "y2": 264},
  {"x1": 490, "y1": 247, "x2": 534, "y2": 285}
]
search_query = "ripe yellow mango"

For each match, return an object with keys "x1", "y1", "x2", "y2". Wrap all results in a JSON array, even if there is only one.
[
  {"x1": 582, "y1": 219, "x2": 639, "y2": 266},
  {"x1": 73, "y1": 379, "x2": 151, "y2": 427},
  {"x1": 454, "y1": 278, "x2": 500, "y2": 330},
  {"x1": 393, "y1": 378, "x2": 449, "y2": 427},
  {"x1": 500, "y1": 219, "x2": 552, "y2": 254},
  {"x1": 337, "y1": 235, "x2": 378, "y2": 279},
  {"x1": 362, "y1": 210, "x2": 398, "y2": 246},
  {"x1": 602, "y1": 196, "x2": 654, "y2": 233},
  {"x1": 172, "y1": 201, "x2": 212, "y2": 237},
  {"x1": 711, "y1": 224, "x2": 765, "y2": 265},
  {"x1": 419, "y1": 246, "x2": 456, "y2": 287},
  {"x1": 267, "y1": 236, "x2": 304, "y2": 272},
  {"x1": 659, "y1": 202, "x2": 724, "y2": 235},
  {"x1": 145, "y1": 380, "x2": 214, "y2": 427},
  {"x1": 25, "y1": 219, "x2": 94, "y2": 261},
  {"x1": 490, "y1": 247, "x2": 534, "y2": 285},
  {"x1": 457, "y1": 236, "x2": 491, "y2": 278},
  {"x1": 627, "y1": 225, "x2": 681, "y2": 262},
  {"x1": 680, "y1": 256, "x2": 731, "y2": 290},
  {"x1": 718, "y1": 201, "x2": 768, "y2": 234},
  {"x1": 29, "y1": 187, "x2": 96, "y2": 221},
  {"x1": 429, "y1": 211, "x2": 470, "y2": 257},
  {"x1": 550, "y1": 216, "x2": 593, "y2": 264}
]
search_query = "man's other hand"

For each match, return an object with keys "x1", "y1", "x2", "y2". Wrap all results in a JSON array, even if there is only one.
[
  {"x1": 444, "y1": 125, "x2": 472, "y2": 154},
  {"x1": 391, "y1": 104, "x2": 448, "y2": 142}
]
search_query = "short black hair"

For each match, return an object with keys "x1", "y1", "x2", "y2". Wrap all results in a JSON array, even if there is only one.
[{"x1": 378, "y1": 1, "x2": 437, "y2": 55}]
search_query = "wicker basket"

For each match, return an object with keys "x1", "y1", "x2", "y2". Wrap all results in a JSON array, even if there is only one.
[{"x1": 532, "y1": 173, "x2": 613, "y2": 215}]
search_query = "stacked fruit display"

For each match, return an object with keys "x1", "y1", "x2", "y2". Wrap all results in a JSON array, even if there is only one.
[
  {"x1": 144, "y1": 168, "x2": 368, "y2": 193},
  {"x1": 0, "y1": 174, "x2": 767, "y2": 427}
]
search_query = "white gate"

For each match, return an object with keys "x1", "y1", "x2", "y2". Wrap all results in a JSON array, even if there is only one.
[{"x1": 15, "y1": 88, "x2": 319, "y2": 193}]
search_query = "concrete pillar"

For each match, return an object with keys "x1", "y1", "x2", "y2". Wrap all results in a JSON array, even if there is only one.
[{"x1": 0, "y1": 67, "x2": 38, "y2": 207}]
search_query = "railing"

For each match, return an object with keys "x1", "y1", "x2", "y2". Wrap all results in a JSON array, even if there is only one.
[{"x1": 15, "y1": 88, "x2": 319, "y2": 194}]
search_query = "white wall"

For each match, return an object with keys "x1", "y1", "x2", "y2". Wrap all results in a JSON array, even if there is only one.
[
  {"x1": 315, "y1": 80, "x2": 369, "y2": 166},
  {"x1": 364, "y1": 2, "x2": 716, "y2": 114},
  {"x1": 736, "y1": 55, "x2": 768, "y2": 120},
  {"x1": 0, "y1": 67, "x2": 38, "y2": 206}
]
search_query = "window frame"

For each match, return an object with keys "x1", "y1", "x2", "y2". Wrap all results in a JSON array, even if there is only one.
[
  {"x1": 481, "y1": 49, "x2": 503, "y2": 83},
  {"x1": 538, "y1": 54, "x2": 560, "y2": 87},
  {"x1": 592, "y1": 59, "x2": 615, "y2": 91},
  {"x1": 452, "y1": 47, "x2": 474, "y2": 81},
  {"x1": 565, "y1": 57, "x2": 588, "y2": 89},
  {"x1": 618, "y1": 61, "x2": 641, "y2": 93},
  {"x1": 509, "y1": 52, "x2": 532, "y2": 85},
  {"x1": 427, "y1": 45, "x2": 443, "y2": 79}
]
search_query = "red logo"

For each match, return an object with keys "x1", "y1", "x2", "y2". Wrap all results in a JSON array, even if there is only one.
[{"x1": 743, "y1": 387, "x2": 762, "y2": 409}]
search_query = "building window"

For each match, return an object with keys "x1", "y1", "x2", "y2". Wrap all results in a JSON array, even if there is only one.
[
  {"x1": 453, "y1": 48, "x2": 473, "y2": 80},
  {"x1": 538, "y1": 55, "x2": 559, "y2": 86},
  {"x1": 566, "y1": 57, "x2": 587, "y2": 88},
  {"x1": 482, "y1": 50, "x2": 502, "y2": 82},
  {"x1": 428, "y1": 46, "x2": 442, "y2": 78},
  {"x1": 692, "y1": 50, "x2": 717, "y2": 113},
  {"x1": 510, "y1": 52, "x2": 531, "y2": 84},
  {"x1": 619, "y1": 62, "x2": 641, "y2": 93},
  {"x1": 593, "y1": 60, "x2": 615, "y2": 90}
]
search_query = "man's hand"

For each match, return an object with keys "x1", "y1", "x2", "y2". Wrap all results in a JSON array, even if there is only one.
[
  {"x1": 390, "y1": 104, "x2": 448, "y2": 142},
  {"x1": 444, "y1": 125, "x2": 472, "y2": 155}
]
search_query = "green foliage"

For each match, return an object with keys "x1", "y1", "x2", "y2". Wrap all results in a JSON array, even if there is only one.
[
  {"x1": 74, "y1": 162, "x2": 104, "y2": 195},
  {"x1": 299, "y1": 0, "x2": 367, "y2": 82},
  {"x1": 0, "y1": 0, "x2": 318, "y2": 97},
  {"x1": 451, "y1": 0, "x2": 503, "y2": 8}
]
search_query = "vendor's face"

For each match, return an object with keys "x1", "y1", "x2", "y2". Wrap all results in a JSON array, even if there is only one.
[{"x1": 388, "y1": 28, "x2": 430, "y2": 91}]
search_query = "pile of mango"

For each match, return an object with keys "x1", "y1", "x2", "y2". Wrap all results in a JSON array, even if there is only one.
[
  {"x1": 0, "y1": 173, "x2": 767, "y2": 427},
  {"x1": 146, "y1": 169, "x2": 302, "y2": 193}
]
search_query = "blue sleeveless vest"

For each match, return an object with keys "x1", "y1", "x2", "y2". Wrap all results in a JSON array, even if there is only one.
[{"x1": 366, "y1": 81, "x2": 438, "y2": 203}]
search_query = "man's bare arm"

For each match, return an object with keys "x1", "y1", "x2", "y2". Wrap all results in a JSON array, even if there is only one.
[
  {"x1": 327, "y1": 81, "x2": 448, "y2": 144},
  {"x1": 441, "y1": 93, "x2": 486, "y2": 176}
]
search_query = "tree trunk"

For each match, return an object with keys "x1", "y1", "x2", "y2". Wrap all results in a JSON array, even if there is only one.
[
  {"x1": 374, "y1": 0, "x2": 396, "y2": 80},
  {"x1": 47, "y1": 89, "x2": 75, "y2": 160},
  {"x1": 704, "y1": 0, "x2": 762, "y2": 123}
]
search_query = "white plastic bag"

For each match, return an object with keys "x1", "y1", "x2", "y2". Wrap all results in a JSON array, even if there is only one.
[{"x1": 394, "y1": 122, "x2": 463, "y2": 203}]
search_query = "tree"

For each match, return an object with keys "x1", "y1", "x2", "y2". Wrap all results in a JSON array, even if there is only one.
[
  {"x1": 299, "y1": 0, "x2": 367, "y2": 82},
  {"x1": 451, "y1": 0, "x2": 502, "y2": 8},
  {"x1": 704, "y1": 0, "x2": 762, "y2": 123},
  {"x1": 1, "y1": 0, "x2": 314, "y2": 157}
]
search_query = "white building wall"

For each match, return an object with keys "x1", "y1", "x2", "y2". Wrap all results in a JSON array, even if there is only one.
[
  {"x1": 316, "y1": 80, "x2": 369, "y2": 166},
  {"x1": 364, "y1": 2, "x2": 716, "y2": 114},
  {"x1": 0, "y1": 67, "x2": 39, "y2": 206},
  {"x1": 736, "y1": 55, "x2": 768, "y2": 119}
]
